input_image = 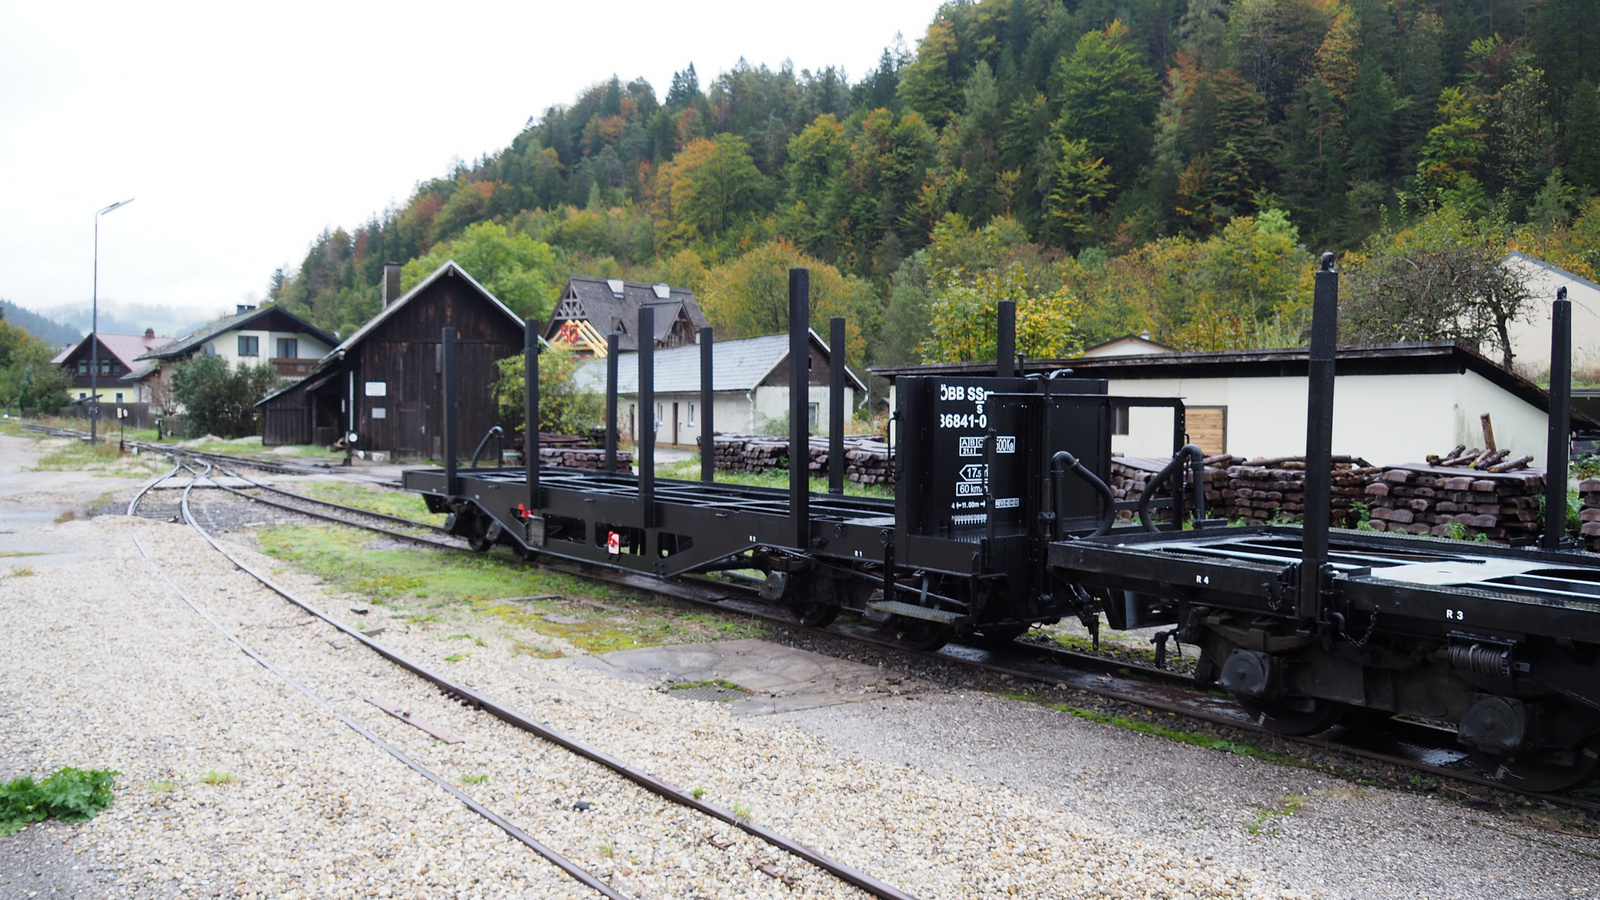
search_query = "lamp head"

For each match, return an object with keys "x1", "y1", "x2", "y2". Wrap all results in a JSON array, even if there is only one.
[{"x1": 97, "y1": 197, "x2": 135, "y2": 216}]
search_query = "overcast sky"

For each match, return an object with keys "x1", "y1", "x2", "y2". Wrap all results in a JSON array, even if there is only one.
[{"x1": 0, "y1": 0, "x2": 940, "y2": 327}]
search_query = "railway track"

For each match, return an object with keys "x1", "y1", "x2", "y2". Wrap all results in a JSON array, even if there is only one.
[
  {"x1": 119, "y1": 448, "x2": 1600, "y2": 822},
  {"x1": 129, "y1": 458, "x2": 919, "y2": 899},
  {"x1": 20, "y1": 421, "x2": 1593, "y2": 819}
]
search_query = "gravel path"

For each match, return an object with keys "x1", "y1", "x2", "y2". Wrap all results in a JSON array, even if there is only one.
[{"x1": 0, "y1": 434, "x2": 1596, "y2": 898}]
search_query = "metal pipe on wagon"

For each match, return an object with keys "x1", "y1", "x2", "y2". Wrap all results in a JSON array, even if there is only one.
[
  {"x1": 701, "y1": 326, "x2": 714, "y2": 484},
  {"x1": 605, "y1": 332, "x2": 620, "y2": 473},
  {"x1": 789, "y1": 268, "x2": 811, "y2": 550},
  {"x1": 1544, "y1": 286, "x2": 1573, "y2": 550},
  {"x1": 524, "y1": 319, "x2": 540, "y2": 509},
  {"x1": 1299, "y1": 253, "x2": 1338, "y2": 618},
  {"x1": 443, "y1": 327, "x2": 458, "y2": 497},
  {"x1": 829, "y1": 316, "x2": 845, "y2": 495},
  {"x1": 638, "y1": 307, "x2": 655, "y2": 528},
  {"x1": 997, "y1": 301, "x2": 1016, "y2": 378}
]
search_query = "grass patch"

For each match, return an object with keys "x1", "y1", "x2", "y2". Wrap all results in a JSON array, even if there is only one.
[
  {"x1": 199, "y1": 771, "x2": 239, "y2": 786},
  {"x1": 0, "y1": 551, "x2": 45, "y2": 559},
  {"x1": 290, "y1": 481, "x2": 446, "y2": 527},
  {"x1": 7, "y1": 567, "x2": 36, "y2": 578},
  {"x1": 670, "y1": 679, "x2": 751, "y2": 694},
  {"x1": 511, "y1": 640, "x2": 566, "y2": 659},
  {"x1": 28, "y1": 435, "x2": 164, "y2": 478},
  {"x1": 147, "y1": 779, "x2": 179, "y2": 793},
  {"x1": 443, "y1": 652, "x2": 470, "y2": 663},
  {"x1": 0, "y1": 767, "x2": 119, "y2": 834},
  {"x1": 459, "y1": 773, "x2": 489, "y2": 784},
  {"x1": 731, "y1": 801, "x2": 753, "y2": 822},
  {"x1": 254, "y1": 523, "x2": 770, "y2": 653},
  {"x1": 995, "y1": 691, "x2": 1302, "y2": 766}
]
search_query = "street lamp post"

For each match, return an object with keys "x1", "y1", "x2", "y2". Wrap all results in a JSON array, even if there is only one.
[{"x1": 91, "y1": 197, "x2": 134, "y2": 445}]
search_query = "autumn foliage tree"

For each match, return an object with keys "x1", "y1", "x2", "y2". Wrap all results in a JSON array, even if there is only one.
[{"x1": 697, "y1": 241, "x2": 878, "y2": 370}]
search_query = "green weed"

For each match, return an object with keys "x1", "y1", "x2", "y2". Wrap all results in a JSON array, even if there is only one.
[
  {"x1": 1246, "y1": 794, "x2": 1305, "y2": 836},
  {"x1": 460, "y1": 773, "x2": 489, "y2": 784},
  {"x1": 0, "y1": 767, "x2": 119, "y2": 834},
  {"x1": 199, "y1": 771, "x2": 239, "y2": 786}
]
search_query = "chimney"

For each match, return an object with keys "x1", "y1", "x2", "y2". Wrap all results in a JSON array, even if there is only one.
[
  {"x1": 382, "y1": 262, "x2": 403, "y2": 307},
  {"x1": 144, "y1": 328, "x2": 155, "y2": 339}
]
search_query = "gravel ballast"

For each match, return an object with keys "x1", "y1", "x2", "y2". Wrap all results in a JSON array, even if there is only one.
[{"x1": 0, "y1": 436, "x2": 1596, "y2": 897}]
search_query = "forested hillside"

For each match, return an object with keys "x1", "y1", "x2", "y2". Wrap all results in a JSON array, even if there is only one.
[
  {"x1": 270, "y1": 0, "x2": 1600, "y2": 379},
  {"x1": 0, "y1": 300, "x2": 81, "y2": 349}
]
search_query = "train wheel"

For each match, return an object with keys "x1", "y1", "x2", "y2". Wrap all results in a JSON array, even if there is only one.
[
  {"x1": 1237, "y1": 697, "x2": 1346, "y2": 736},
  {"x1": 791, "y1": 600, "x2": 839, "y2": 628},
  {"x1": 970, "y1": 623, "x2": 1031, "y2": 649},
  {"x1": 1469, "y1": 737, "x2": 1600, "y2": 793},
  {"x1": 892, "y1": 616, "x2": 953, "y2": 652},
  {"x1": 467, "y1": 533, "x2": 494, "y2": 553}
]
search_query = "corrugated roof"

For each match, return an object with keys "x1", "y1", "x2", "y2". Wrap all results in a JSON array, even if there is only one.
[
  {"x1": 137, "y1": 306, "x2": 336, "y2": 361},
  {"x1": 302, "y1": 260, "x2": 524, "y2": 380},
  {"x1": 573, "y1": 330, "x2": 866, "y2": 395},
  {"x1": 870, "y1": 341, "x2": 1559, "y2": 415},
  {"x1": 51, "y1": 331, "x2": 171, "y2": 367}
]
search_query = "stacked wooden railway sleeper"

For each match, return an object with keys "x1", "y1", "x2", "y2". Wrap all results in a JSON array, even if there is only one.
[
  {"x1": 1220, "y1": 456, "x2": 1380, "y2": 527},
  {"x1": 1579, "y1": 479, "x2": 1600, "y2": 552},
  {"x1": 708, "y1": 434, "x2": 894, "y2": 485},
  {"x1": 1362, "y1": 445, "x2": 1543, "y2": 541},
  {"x1": 1115, "y1": 456, "x2": 1377, "y2": 526},
  {"x1": 518, "y1": 433, "x2": 632, "y2": 471},
  {"x1": 538, "y1": 446, "x2": 630, "y2": 470},
  {"x1": 1110, "y1": 456, "x2": 1237, "y2": 522}
]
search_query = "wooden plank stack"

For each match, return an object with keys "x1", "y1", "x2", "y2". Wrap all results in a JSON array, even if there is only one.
[
  {"x1": 1221, "y1": 457, "x2": 1379, "y2": 526},
  {"x1": 1363, "y1": 463, "x2": 1545, "y2": 541},
  {"x1": 708, "y1": 434, "x2": 895, "y2": 485}
]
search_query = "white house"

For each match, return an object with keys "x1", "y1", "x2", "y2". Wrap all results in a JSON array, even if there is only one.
[
  {"x1": 1079, "y1": 333, "x2": 1178, "y2": 358},
  {"x1": 1501, "y1": 251, "x2": 1600, "y2": 379},
  {"x1": 574, "y1": 331, "x2": 866, "y2": 446},
  {"x1": 874, "y1": 342, "x2": 1561, "y2": 468}
]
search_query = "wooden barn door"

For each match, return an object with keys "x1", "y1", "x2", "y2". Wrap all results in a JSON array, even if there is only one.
[{"x1": 396, "y1": 402, "x2": 425, "y2": 458}]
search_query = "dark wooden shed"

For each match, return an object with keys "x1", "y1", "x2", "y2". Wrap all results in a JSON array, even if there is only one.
[{"x1": 257, "y1": 261, "x2": 525, "y2": 458}]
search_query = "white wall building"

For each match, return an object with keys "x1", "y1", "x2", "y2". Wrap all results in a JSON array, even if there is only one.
[
  {"x1": 876, "y1": 342, "x2": 1559, "y2": 468},
  {"x1": 1502, "y1": 252, "x2": 1600, "y2": 379},
  {"x1": 575, "y1": 331, "x2": 865, "y2": 445}
]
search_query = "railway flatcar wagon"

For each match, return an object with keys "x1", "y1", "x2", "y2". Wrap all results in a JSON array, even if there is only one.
[{"x1": 404, "y1": 260, "x2": 1600, "y2": 791}]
